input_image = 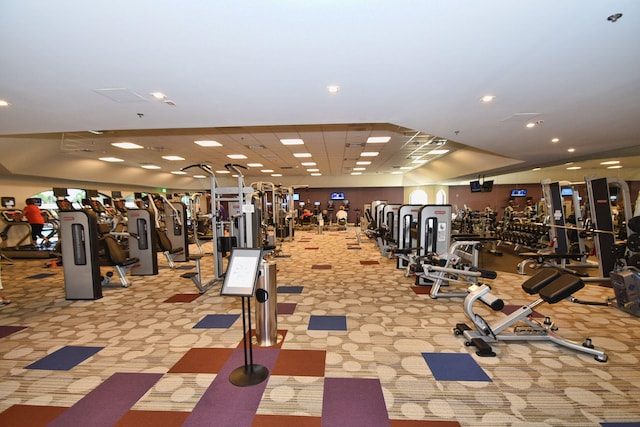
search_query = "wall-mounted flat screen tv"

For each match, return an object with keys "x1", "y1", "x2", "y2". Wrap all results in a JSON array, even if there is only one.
[
  {"x1": 470, "y1": 180, "x2": 482, "y2": 193},
  {"x1": 331, "y1": 192, "x2": 345, "y2": 200},
  {"x1": 481, "y1": 180, "x2": 494, "y2": 192},
  {"x1": 561, "y1": 188, "x2": 573, "y2": 196},
  {"x1": 510, "y1": 189, "x2": 527, "y2": 197}
]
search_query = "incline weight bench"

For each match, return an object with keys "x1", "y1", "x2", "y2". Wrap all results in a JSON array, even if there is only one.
[{"x1": 454, "y1": 269, "x2": 607, "y2": 362}]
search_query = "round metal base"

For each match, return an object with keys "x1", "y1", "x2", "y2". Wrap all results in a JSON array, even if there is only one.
[{"x1": 229, "y1": 364, "x2": 269, "y2": 387}]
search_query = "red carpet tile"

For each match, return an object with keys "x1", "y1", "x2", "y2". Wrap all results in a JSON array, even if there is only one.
[
  {"x1": 277, "y1": 302, "x2": 297, "y2": 314},
  {"x1": 312, "y1": 264, "x2": 332, "y2": 269},
  {"x1": 163, "y1": 293, "x2": 201, "y2": 303},
  {"x1": 252, "y1": 414, "x2": 322, "y2": 426},
  {"x1": 360, "y1": 260, "x2": 380, "y2": 265},
  {"x1": 114, "y1": 410, "x2": 189, "y2": 427},
  {"x1": 271, "y1": 349, "x2": 326, "y2": 376},
  {"x1": 168, "y1": 348, "x2": 235, "y2": 373},
  {"x1": 0, "y1": 404, "x2": 67, "y2": 427},
  {"x1": 411, "y1": 286, "x2": 433, "y2": 294},
  {"x1": 390, "y1": 420, "x2": 461, "y2": 427}
]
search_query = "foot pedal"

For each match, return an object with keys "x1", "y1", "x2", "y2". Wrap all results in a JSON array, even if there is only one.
[
  {"x1": 454, "y1": 323, "x2": 471, "y2": 335},
  {"x1": 470, "y1": 338, "x2": 496, "y2": 357}
]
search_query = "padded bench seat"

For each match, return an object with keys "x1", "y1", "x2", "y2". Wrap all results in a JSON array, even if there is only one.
[
  {"x1": 521, "y1": 269, "x2": 561, "y2": 294},
  {"x1": 539, "y1": 274, "x2": 584, "y2": 303}
]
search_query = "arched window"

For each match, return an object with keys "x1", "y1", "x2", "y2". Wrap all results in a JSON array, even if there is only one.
[
  {"x1": 409, "y1": 190, "x2": 428, "y2": 205},
  {"x1": 436, "y1": 189, "x2": 447, "y2": 205}
]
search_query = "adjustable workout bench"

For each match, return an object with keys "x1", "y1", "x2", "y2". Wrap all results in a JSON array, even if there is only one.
[{"x1": 454, "y1": 268, "x2": 608, "y2": 362}]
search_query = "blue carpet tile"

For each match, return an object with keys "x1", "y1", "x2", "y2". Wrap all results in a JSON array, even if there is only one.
[
  {"x1": 278, "y1": 286, "x2": 304, "y2": 294},
  {"x1": 193, "y1": 314, "x2": 240, "y2": 329},
  {"x1": 26, "y1": 346, "x2": 103, "y2": 371},
  {"x1": 308, "y1": 315, "x2": 347, "y2": 331},
  {"x1": 422, "y1": 352, "x2": 492, "y2": 382}
]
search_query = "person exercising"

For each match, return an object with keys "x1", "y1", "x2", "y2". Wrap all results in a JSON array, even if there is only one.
[
  {"x1": 335, "y1": 205, "x2": 348, "y2": 224},
  {"x1": 22, "y1": 198, "x2": 46, "y2": 246}
]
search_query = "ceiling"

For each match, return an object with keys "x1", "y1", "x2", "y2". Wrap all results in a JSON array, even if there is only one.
[{"x1": 1, "y1": 1, "x2": 639, "y2": 191}]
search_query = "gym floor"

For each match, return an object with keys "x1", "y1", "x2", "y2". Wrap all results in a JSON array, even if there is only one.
[{"x1": 0, "y1": 228, "x2": 639, "y2": 426}]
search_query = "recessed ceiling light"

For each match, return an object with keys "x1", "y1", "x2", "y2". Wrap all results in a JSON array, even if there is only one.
[
  {"x1": 171, "y1": 171, "x2": 187, "y2": 175},
  {"x1": 526, "y1": 123, "x2": 536, "y2": 128},
  {"x1": 532, "y1": 167, "x2": 541, "y2": 171},
  {"x1": 310, "y1": 172, "x2": 322, "y2": 176},
  {"x1": 600, "y1": 160, "x2": 620, "y2": 165},
  {"x1": 194, "y1": 140, "x2": 222, "y2": 147},
  {"x1": 353, "y1": 167, "x2": 366, "y2": 171},
  {"x1": 551, "y1": 138, "x2": 560, "y2": 143},
  {"x1": 566, "y1": 166, "x2": 582, "y2": 170},
  {"x1": 307, "y1": 168, "x2": 320, "y2": 172},
  {"x1": 0, "y1": 99, "x2": 10, "y2": 107},
  {"x1": 99, "y1": 157, "x2": 124, "y2": 162},
  {"x1": 194, "y1": 175, "x2": 207, "y2": 179},
  {"x1": 271, "y1": 173, "x2": 283, "y2": 177},
  {"x1": 261, "y1": 169, "x2": 274, "y2": 173},
  {"x1": 351, "y1": 172, "x2": 362, "y2": 175},
  {"x1": 142, "y1": 165, "x2": 161, "y2": 169},
  {"x1": 391, "y1": 171, "x2": 403, "y2": 175},
  {"x1": 150, "y1": 92, "x2": 166, "y2": 100},
  {"x1": 367, "y1": 136, "x2": 391, "y2": 144},
  {"x1": 567, "y1": 148, "x2": 575, "y2": 153},
  {"x1": 112, "y1": 142, "x2": 143, "y2": 149},
  {"x1": 247, "y1": 163, "x2": 263, "y2": 167},
  {"x1": 607, "y1": 165, "x2": 623, "y2": 169},
  {"x1": 227, "y1": 154, "x2": 248, "y2": 159},
  {"x1": 412, "y1": 159, "x2": 428, "y2": 164},
  {"x1": 293, "y1": 153, "x2": 312, "y2": 158},
  {"x1": 481, "y1": 95, "x2": 495, "y2": 103},
  {"x1": 399, "y1": 166, "x2": 413, "y2": 170},
  {"x1": 162, "y1": 155, "x2": 185, "y2": 161},
  {"x1": 607, "y1": 13, "x2": 623, "y2": 23},
  {"x1": 216, "y1": 170, "x2": 230, "y2": 174},
  {"x1": 281, "y1": 138, "x2": 304, "y2": 145},
  {"x1": 427, "y1": 149, "x2": 449, "y2": 155},
  {"x1": 361, "y1": 152, "x2": 379, "y2": 157},
  {"x1": 356, "y1": 161, "x2": 371, "y2": 166},
  {"x1": 301, "y1": 162, "x2": 316, "y2": 166},
  {"x1": 327, "y1": 85, "x2": 340, "y2": 94}
]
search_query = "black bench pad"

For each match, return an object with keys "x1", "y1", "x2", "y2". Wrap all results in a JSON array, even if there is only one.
[
  {"x1": 521, "y1": 269, "x2": 561, "y2": 295},
  {"x1": 539, "y1": 274, "x2": 584, "y2": 303}
]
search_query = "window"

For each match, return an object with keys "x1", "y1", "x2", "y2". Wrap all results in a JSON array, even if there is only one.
[
  {"x1": 436, "y1": 189, "x2": 446, "y2": 205},
  {"x1": 409, "y1": 190, "x2": 428, "y2": 205}
]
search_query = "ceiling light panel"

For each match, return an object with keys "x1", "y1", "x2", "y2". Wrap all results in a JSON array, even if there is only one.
[
  {"x1": 247, "y1": 163, "x2": 263, "y2": 167},
  {"x1": 162, "y1": 155, "x2": 185, "y2": 161},
  {"x1": 142, "y1": 165, "x2": 161, "y2": 169},
  {"x1": 293, "y1": 153, "x2": 312, "y2": 158},
  {"x1": 280, "y1": 138, "x2": 304, "y2": 145},
  {"x1": 194, "y1": 140, "x2": 222, "y2": 147},
  {"x1": 367, "y1": 136, "x2": 391, "y2": 143},
  {"x1": 361, "y1": 152, "x2": 379, "y2": 157},
  {"x1": 112, "y1": 142, "x2": 143, "y2": 149},
  {"x1": 99, "y1": 157, "x2": 124, "y2": 162},
  {"x1": 227, "y1": 154, "x2": 248, "y2": 159}
]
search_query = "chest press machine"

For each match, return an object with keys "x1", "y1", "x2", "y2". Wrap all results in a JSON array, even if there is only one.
[{"x1": 454, "y1": 268, "x2": 608, "y2": 362}]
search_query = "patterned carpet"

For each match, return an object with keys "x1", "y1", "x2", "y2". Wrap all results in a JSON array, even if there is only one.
[{"x1": 1, "y1": 228, "x2": 639, "y2": 426}]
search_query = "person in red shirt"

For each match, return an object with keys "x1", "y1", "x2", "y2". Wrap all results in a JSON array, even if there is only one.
[{"x1": 22, "y1": 198, "x2": 46, "y2": 245}]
